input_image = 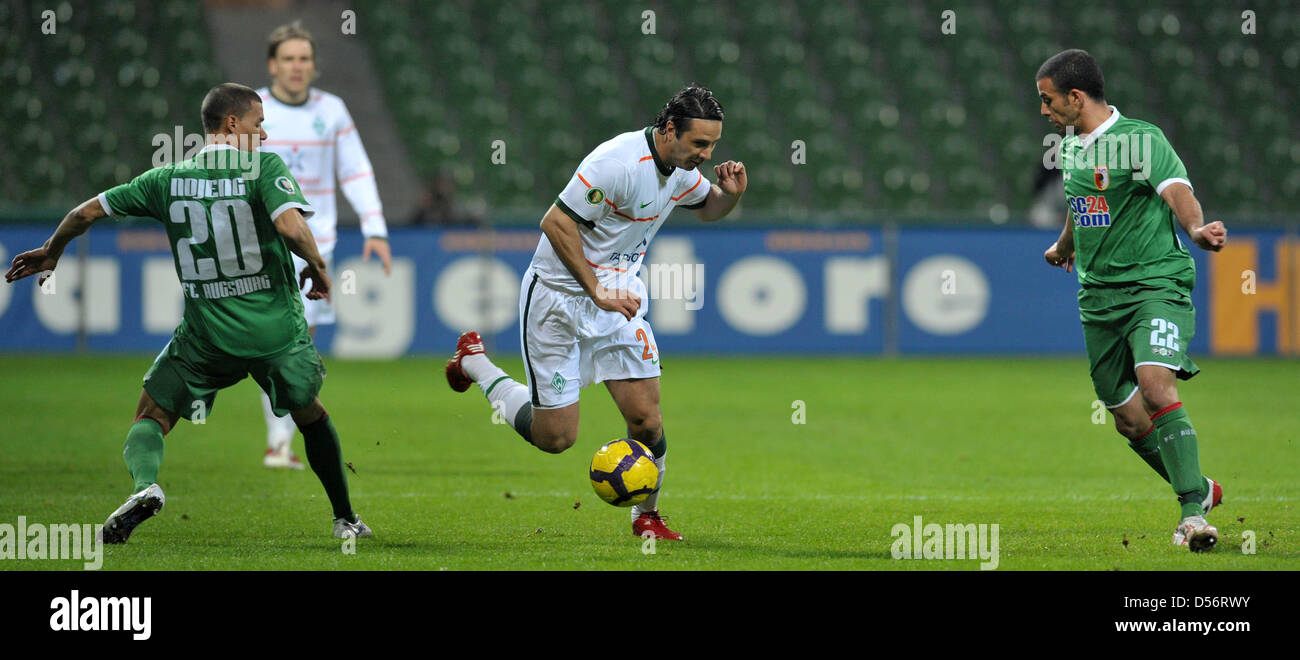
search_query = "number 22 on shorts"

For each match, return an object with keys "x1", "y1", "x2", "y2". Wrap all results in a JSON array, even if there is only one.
[{"x1": 1149, "y1": 318, "x2": 1180, "y2": 351}]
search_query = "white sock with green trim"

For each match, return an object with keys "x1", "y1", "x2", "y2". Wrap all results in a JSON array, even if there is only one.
[
  {"x1": 485, "y1": 377, "x2": 530, "y2": 429},
  {"x1": 463, "y1": 354, "x2": 533, "y2": 442}
]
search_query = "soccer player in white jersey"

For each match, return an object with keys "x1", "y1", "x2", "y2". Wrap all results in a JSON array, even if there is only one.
[
  {"x1": 255, "y1": 22, "x2": 392, "y2": 469},
  {"x1": 446, "y1": 86, "x2": 747, "y2": 540}
]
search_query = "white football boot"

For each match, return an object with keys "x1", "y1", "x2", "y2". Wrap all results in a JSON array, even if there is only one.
[
  {"x1": 333, "y1": 516, "x2": 373, "y2": 539},
  {"x1": 100, "y1": 483, "x2": 165, "y2": 544},
  {"x1": 263, "y1": 443, "x2": 305, "y2": 470},
  {"x1": 1172, "y1": 515, "x2": 1218, "y2": 552}
]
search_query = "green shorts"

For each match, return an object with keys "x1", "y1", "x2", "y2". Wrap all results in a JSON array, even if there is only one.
[
  {"x1": 143, "y1": 332, "x2": 326, "y2": 421},
  {"x1": 1079, "y1": 281, "x2": 1199, "y2": 409}
]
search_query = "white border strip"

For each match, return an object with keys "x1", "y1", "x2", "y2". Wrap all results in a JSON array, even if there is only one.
[
  {"x1": 1106, "y1": 384, "x2": 1140, "y2": 409},
  {"x1": 97, "y1": 192, "x2": 117, "y2": 217},
  {"x1": 269, "y1": 201, "x2": 315, "y2": 223},
  {"x1": 1135, "y1": 361, "x2": 1180, "y2": 371},
  {"x1": 1154, "y1": 177, "x2": 1193, "y2": 195}
]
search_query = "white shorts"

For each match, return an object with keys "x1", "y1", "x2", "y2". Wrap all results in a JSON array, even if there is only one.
[
  {"x1": 291, "y1": 248, "x2": 335, "y2": 327},
  {"x1": 519, "y1": 267, "x2": 661, "y2": 409}
]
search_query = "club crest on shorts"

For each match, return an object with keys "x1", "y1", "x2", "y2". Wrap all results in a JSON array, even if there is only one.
[
  {"x1": 275, "y1": 176, "x2": 296, "y2": 194},
  {"x1": 585, "y1": 187, "x2": 605, "y2": 206},
  {"x1": 1094, "y1": 166, "x2": 1109, "y2": 191},
  {"x1": 551, "y1": 372, "x2": 566, "y2": 394}
]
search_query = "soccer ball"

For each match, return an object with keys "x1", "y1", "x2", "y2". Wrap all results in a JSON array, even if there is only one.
[{"x1": 589, "y1": 439, "x2": 659, "y2": 507}]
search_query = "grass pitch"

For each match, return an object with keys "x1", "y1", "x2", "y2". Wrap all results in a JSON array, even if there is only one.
[{"x1": 0, "y1": 354, "x2": 1295, "y2": 570}]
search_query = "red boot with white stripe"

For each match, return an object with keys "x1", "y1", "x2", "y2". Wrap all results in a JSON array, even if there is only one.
[
  {"x1": 446, "y1": 331, "x2": 486, "y2": 393},
  {"x1": 633, "y1": 511, "x2": 682, "y2": 541}
]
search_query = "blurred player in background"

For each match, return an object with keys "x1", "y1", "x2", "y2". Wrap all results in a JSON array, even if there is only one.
[
  {"x1": 256, "y1": 21, "x2": 391, "y2": 469},
  {"x1": 446, "y1": 86, "x2": 746, "y2": 541},
  {"x1": 4, "y1": 83, "x2": 372, "y2": 543},
  {"x1": 1038, "y1": 50, "x2": 1228, "y2": 552}
]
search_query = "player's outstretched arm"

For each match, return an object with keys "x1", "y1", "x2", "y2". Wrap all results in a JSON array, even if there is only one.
[
  {"x1": 1044, "y1": 211, "x2": 1075, "y2": 272},
  {"x1": 1161, "y1": 183, "x2": 1225, "y2": 252},
  {"x1": 4, "y1": 197, "x2": 107, "y2": 284},
  {"x1": 693, "y1": 160, "x2": 747, "y2": 222},
  {"x1": 274, "y1": 207, "x2": 331, "y2": 300},
  {"x1": 539, "y1": 204, "x2": 640, "y2": 320}
]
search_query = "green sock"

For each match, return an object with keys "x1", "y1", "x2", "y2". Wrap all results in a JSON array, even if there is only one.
[
  {"x1": 299, "y1": 412, "x2": 356, "y2": 522},
  {"x1": 1128, "y1": 425, "x2": 1170, "y2": 483},
  {"x1": 123, "y1": 418, "x2": 165, "y2": 493},
  {"x1": 1152, "y1": 404, "x2": 1207, "y2": 518},
  {"x1": 642, "y1": 431, "x2": 667, "y2": 459}
]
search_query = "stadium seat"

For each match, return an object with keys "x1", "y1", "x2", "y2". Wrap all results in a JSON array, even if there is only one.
[{"x1": 5, "y1": 0, "x2": 1294, "y2": 221}]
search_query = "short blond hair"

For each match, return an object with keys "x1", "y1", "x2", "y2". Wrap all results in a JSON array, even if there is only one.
[{"x1": 267, "y1": 20, "x2": 315, "y2": 60}]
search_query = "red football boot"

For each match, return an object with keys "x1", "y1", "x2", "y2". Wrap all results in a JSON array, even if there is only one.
[
  {"x1": 633, "y1": 511, "x2": 683, "y2": 541},
  {"x1": 446, "y1": 331, "x2": 486, "y2": 392}
]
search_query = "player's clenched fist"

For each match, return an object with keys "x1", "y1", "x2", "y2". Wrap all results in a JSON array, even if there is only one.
[
  {"x1": 714, "y1": 160, "x2": 747, "y2": 196},
  {"x1": 299, "y1": 263, "x2": 332, "y2": 302},
  {"x1": 1044, "y1": 241, "x2": 1074, "y2": 273},
  {"x1": 1191, "y1": 221, "x2": 1226, "y2": 252}
]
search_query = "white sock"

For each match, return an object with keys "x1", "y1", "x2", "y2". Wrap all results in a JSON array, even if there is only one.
[
  {"x1": 462, "y1": 353, "x2": 534, "y2": 442},
  {"x1": 461, "y1": 353, "x2": 503, "y2": 386},
  {"x1": 632, "y1": 455, "x2": 667, "y2": 516},
  {"x1": 261, "y1": 390, "x2": 296, "y2": 450}
]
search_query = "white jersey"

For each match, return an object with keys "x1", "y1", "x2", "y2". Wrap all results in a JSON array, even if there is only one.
[
  {"x1": 257, "y1": 87, "x2": 388, "y2": 249},
  {"x1": 534, "y1": 127, "x2": 711, "y2": 295}
]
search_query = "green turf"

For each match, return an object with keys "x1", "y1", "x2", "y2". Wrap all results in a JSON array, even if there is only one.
[{"x1": 0, "y1": 354, "x2": 1295, "y2": 570}]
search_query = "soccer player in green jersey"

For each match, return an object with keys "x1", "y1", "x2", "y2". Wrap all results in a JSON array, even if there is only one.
[
  {"x1": 1037, "y1": 50, "x2": 1228, "y2": 552},
  {"x1": 4, "y1": 83, "x2": 372, "y2": 544}
]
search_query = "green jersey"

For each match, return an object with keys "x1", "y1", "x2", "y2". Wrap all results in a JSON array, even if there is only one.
[
  {"x1": 100, "y1": 145, "x2": 314, "y2": 358},
  {"x1": 1061, "y1": 107, "x2": 1195, "y2": 291}
]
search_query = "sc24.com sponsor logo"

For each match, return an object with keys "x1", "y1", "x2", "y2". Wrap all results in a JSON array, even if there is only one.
[{"x1": 1069, "y1": 195, "x2": 1112, "y2": 228}]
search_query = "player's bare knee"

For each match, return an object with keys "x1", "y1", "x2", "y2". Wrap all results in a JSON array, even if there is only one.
[
  {"x1": 628, "y1": 419, "x2": 662, "y2": 446},
  {"x1": 1113, "y1": 416, "x2": 1144, "y2": 440},
  {"x1": 290, "y1": 398, "x2": 326, "y2": 427},
  {"x1": 1110, "y1": 403, "x2": 1150, "y2": 439},
  {"x1": 624, "y1": 410, "x2": 662, "y2": 437},
  {"x1": 1138, "y1": 385, "x2": 1178, "y2": 414},
  {"x1": 134, "y1": 391, "x2": 177, "y2": 435},
  {"x1": 533, "y1": 431, "x2": 576, "y2": 454},
  {"x1": 1136, "y1": 367, "x2": 1179, "y2": 413}
]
